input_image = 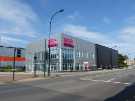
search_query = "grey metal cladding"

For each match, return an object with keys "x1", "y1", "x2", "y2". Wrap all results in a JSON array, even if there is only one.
[
  {"x1": 95, "y1": 44, "x2": 118, "y2": 69},
  {"x1": 26, "y1": 38, "x2": 46, "y2": 53}
]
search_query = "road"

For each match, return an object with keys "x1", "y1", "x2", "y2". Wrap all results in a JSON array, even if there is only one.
[{"x1": 0, "y1": 68, "x2": 135, "y2": 101}]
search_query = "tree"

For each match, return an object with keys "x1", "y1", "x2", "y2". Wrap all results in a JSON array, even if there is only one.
[{"x1": 118, "y1": 54, "x2": 128, "y2": 68}]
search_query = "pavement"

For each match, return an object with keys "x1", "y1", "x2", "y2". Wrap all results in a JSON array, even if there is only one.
[
  {"x1": 0, "y1": 68, "x2": 124, "y2": 83},
  {"x1": 0, "y1": 67, "x2": 135, "y2": 101},
  {"x1": 0, "y1": 72, "x2": 34, "y2": 83}
]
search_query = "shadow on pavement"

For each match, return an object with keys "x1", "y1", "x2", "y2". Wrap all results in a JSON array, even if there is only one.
[{"x1": 104, "y1": 82, "x2": 135, "y2": 101}]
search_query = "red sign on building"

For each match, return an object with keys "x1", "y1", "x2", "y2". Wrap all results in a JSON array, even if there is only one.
[
  {"x1": 48, "y1": 39, "x2": 58, "y2": 47},
  {"x1": 63, "y1": 37, "x2": 74, "y2": 47},
  {"x1": 0, "y1": 56, "x2": 25, "y2": 62}
]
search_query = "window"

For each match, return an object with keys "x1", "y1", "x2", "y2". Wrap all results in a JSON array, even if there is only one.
[
  {"x1": 89, "y1": 53, "x2": 91, "y2": 59},
  {"x1": 76, "y1": 51, "x2": 79, "y2": 57},
  {"x1": 86, "y1": 53, "x2": 89, "y2": 58},
  {"x1": 78, "y1": 52, "x2": 80, "y2": 57},
  {"x1": 62, "y1": 48, "x2": 73, "y2": 60},
  {"x1": 92, "y1": 53, "x2": 95, "y2": 60}
]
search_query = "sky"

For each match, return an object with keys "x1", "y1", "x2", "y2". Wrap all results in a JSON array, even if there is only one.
[{"x1": 0, "y1": 0, "x2": 135, "y2": 58}]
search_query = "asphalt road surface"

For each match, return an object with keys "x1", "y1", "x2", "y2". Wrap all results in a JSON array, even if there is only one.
[{"x1": 0, "y1": 68, "x2": 135, "y2": 101}]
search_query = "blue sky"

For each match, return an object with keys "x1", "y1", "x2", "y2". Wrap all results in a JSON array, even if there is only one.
[{"x1": 0, "y1": 0, "x2": 135, "y2": 58}]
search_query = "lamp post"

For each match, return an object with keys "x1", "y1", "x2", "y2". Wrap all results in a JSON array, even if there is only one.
[{"x1": 48, "y1": 9, "x2": 64, "y2": 76}]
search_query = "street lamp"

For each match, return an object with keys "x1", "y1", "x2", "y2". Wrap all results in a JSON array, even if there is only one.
[{"x1": 48, "y1": 9, "x2": 64, "y2": 76}]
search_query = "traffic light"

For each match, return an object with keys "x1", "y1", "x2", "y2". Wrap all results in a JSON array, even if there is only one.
[{"x1": 16, "y1": 49, "x2": 21, "y2": 57}]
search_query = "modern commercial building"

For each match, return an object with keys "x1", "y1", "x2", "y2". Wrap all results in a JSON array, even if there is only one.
[
  {"x1": 95, "y1": 44, "x2": 118, "y2": 69},
  {"x1": 0, "y1": 46, "x2": 25, "y2": 69},
  {"x1": 26, "y1": 33, "x2": 118, "y2": 72},
  {"x1": 26, "y1": 39, "x2": 47, "y2": 72}
]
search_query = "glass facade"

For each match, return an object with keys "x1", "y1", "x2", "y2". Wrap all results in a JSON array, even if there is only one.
[
  {"x1": 50, "y1": 47, "x2": 59, "y2": 71},
  {"x1": 62, "y1": 48, "x2": 74, "y2": 71},
  {"x1": 34, "y1": 51, "x2": 46, "y2": 71},
  {"x1": 26, "y1": 33, "x2": 98, "y2": 72}
]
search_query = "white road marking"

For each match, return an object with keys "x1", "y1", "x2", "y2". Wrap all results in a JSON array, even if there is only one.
[
  {"x1": 104, "y1": 80, "x2": 111, "y2": 83},
  {"x1": 114, "y1": 82, "x2": 121, "y2": 84},
  {"x1": 123, "y1": 82, "x2": 131, "y2": 85},
  {"x1": 108, "y1": 78, "x2": 115, "y2": 81},
  {"x1": 80, "y1": 78, "x2": 131, "y2": 85}
]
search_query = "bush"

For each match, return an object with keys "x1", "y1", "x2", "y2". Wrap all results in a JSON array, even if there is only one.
[
  {"x1": 118, "y1": 54, "x2": 128, "y2": 68},
  {"x1": 0, "y1": 66, "x2": 25, "y2": 72},
  {"x1": 0, "y1": 65, "x2": 12, "y2": 72}
]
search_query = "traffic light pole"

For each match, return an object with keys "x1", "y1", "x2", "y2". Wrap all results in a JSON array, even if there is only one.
[
  {"x1": 13, "y1": 48, "x2": 16, "y2": 80},
  {"x1": 34, "y1": 55, "x2": 37, "y2": 77}
]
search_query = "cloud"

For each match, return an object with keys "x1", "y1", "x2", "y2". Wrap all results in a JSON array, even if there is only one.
[
  {"x1": 108, "y1": 26, "x2": 135, "y2": 57},
  {"x1": 116, "y1": 16, "x2": 135, "y2": 57},
  {"x1": 67, "y1": 11, "x2": 80, "y2": 20},
  {"x1": 63, "y1": 24, "x2": 113, "y2": 45},
  {"x1": 120, "y1": 26, "x2": 135, "y2": 42},
  {"x1": 63, "y1": 24, "x2": 135, "y2": 58},
  {"x1": 125, "y1": 16, "x2": 135, "y2": 25},
  {"x1": 0, "y1": 0, "x2": 42, "y2": 46},
  {"x1": 103, "y1": 17, "x2": 111, "y2": 24},
  {"x1": 0, "y1": 36, "x2": 28, "y2": 47},
  {"x1": 117, "y1": 26, "x2": 135, "y2": 54}
]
